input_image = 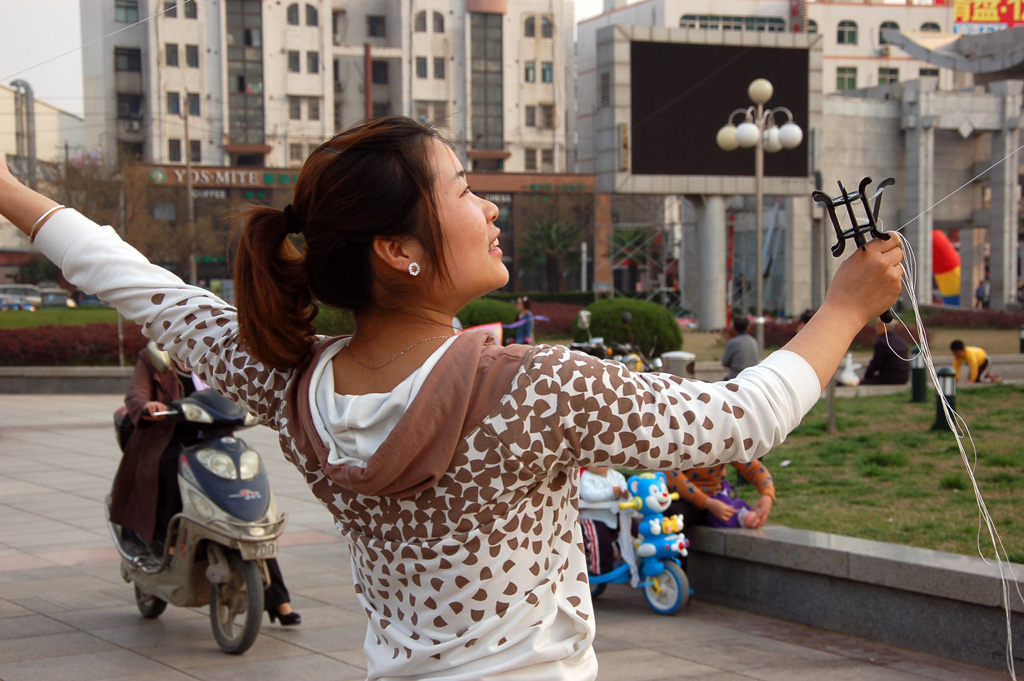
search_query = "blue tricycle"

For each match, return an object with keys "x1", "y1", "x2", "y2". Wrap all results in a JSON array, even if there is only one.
[{"x1": 583, "y1": 471, "x2": 690, "y2": 615}]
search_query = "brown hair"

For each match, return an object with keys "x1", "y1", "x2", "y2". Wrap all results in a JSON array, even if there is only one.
[{"x1": 233, "y1": 116, "x2": 450, "y2": 370}]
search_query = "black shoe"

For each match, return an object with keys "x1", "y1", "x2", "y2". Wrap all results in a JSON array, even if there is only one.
[{"x1": 268, "y1": 608, "x2": 301, "y2": 626}]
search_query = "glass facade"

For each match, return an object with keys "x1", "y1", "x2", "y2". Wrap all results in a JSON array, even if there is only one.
[
  {"x1": 470, "y1": 13, "x2": 503, "y2": 151},
  {"x1": 226, "y1": 0, "x2": 265, "y2": 145}
]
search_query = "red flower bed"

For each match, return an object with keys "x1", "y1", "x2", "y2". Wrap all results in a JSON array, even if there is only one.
[
  {"x1": 0, "y1": 323, "x2": 149, "y2": 366},
  {"x1": 531, "y1": 301, "x2": 583, "y2": 339}
]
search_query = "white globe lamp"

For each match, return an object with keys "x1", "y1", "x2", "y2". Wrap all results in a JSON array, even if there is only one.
[
  {"x1": 716, "y1": 125, "x2": 738, "y2": 151},
  {"x1": 735, "y1": 121, "x2": 760, "y2": 148},
  {"x1": 779, "y1": 121, "x2": 804, "y2": 149}
]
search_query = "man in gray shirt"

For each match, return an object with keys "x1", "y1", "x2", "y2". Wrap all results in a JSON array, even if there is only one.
[{"x1": 722, "y1": 315, "x2": 760, "y2": 379}]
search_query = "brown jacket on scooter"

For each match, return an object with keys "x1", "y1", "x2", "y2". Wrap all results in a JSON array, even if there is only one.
[{"x1": 109, "y1": 348, "x2": 182, "y2": 543}]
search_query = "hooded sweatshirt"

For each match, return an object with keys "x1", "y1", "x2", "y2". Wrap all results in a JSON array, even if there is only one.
[{"x1": 36, "y1": 209, "x2": 822, "y2": 681}]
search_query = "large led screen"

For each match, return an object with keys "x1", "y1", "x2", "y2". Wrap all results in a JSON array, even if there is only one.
[{"x1": 630, "y1": 41, "x2": 809, "y2": 178}]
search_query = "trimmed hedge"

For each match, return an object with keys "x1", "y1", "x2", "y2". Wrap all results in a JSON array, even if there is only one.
[
  {"x1": 0, "y1": 323, "x2": 149, "y2": 366},
  {"x1": 456, "y1": 298, "x2": 520, "y2": 329},
  {"x1": 572, "y1": 298, "x2": 683, "y2": 357}
]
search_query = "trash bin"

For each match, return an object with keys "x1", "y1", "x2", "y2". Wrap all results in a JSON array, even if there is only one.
[{"x1": 660, "y1": 351, "x2": 696, "y2": 379}]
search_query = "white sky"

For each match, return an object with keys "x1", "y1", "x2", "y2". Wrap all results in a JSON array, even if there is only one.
[{"x1": 0, "y1": 0, "x2": 610, "y2": 120}]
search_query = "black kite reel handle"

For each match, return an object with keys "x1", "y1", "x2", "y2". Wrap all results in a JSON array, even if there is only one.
[{"x1": 812, "y1": 176, "x2": 896, "y2": 323}]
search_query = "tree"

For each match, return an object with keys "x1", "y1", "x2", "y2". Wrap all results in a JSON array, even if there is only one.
[{"x1": 518, "y1": 219, "x2": 582, "y2": 293}]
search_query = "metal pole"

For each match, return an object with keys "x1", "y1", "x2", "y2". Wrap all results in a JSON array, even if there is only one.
[
  {"x1": 754, "y1": 102, "x2": 765, "y2": 354},
  {"x1": 184, "y1": 107, "x2": 197, "y2": 285}
]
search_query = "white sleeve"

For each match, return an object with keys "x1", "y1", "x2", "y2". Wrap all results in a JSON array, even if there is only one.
[{"x1": 34, "y1": 209, "x2": 294, "y2": 429}]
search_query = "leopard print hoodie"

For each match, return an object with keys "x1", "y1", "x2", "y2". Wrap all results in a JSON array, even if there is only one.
[{"x1": 37, "y1": 209, "x2": 822, "y2": 681}]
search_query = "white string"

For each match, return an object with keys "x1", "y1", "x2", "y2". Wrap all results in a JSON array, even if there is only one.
[{"x1": 831, "y1": 188, "x2": 1024, "y2": 678}]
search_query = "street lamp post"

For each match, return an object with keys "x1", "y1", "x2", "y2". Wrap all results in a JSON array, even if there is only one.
[{"x1": 716, "y1": 78, "x2": 803, "y2": 353}]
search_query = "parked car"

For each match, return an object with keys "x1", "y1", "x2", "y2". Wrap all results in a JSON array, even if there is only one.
[
  {"x1": 0, "y1": 284, "x2": 42, "y2": 308},
  {"x1": 0, "y1": 294, "x2": 36, "y2": 311},
  {"x1": 40, "y1": 288, "x2": 72, "y2": 307}
]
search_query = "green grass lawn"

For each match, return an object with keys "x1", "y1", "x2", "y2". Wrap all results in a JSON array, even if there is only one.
[
  {"x1": 0, "y1": 307, "x2": 119, "y2": 329},
  {"x1": 732, "y1": 384, "x2": 1024, "y2": 562}
]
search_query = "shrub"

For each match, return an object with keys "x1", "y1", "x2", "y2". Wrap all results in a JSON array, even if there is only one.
[
  {"x1": 313, "y1": 306, "x2": 356, "y2": 336},
  {"x1": 572, "y1": 298, "x2": 682, "y2": 356},
  {"x1": 0, "y1": 323, "x2": 149, "y2": 366},
  {"x1": 922, "y1": 308, "x2": 1024, "y2": 329},
  {"x1": 456, "y1": 298, "x2": 519, "y2": 328}
]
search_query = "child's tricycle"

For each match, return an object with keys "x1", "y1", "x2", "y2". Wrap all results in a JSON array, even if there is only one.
[{"x1": 583, "y1": 471, "x2": 690, "y2": 615}]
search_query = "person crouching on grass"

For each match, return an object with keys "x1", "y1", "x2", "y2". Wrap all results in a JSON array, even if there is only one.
[{"x1": 0, "y1": 115, "x2": 903, "y2": 681}]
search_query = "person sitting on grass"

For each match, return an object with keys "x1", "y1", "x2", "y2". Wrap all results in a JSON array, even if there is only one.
[
  {"x1": 861, "y1": 319, "x2": 909, "y2": 385},
  {"x1": 950, "y1": 339, "x2": 1000, "y2": 384}
]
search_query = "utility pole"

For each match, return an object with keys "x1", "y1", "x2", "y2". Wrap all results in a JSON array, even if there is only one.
[{"x1": 183, "y1": 101, "x2": 197, "y2": 285}]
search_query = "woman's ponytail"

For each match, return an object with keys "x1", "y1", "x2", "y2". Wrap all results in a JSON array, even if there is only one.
[{"x1": 232, "y1": 206, "x2": 317, "y2": 370}]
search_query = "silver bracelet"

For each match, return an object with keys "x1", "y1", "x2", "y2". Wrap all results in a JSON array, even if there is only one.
[{"x1": 29, "y1": 205, "x2": 65, "y2": 242}]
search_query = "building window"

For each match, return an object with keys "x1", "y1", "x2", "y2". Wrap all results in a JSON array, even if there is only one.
[
  {"x1": 879, "y1": 67, "x2": 899, "y2": 85},
  {"x1": 524, "y1": 16, "x2": 535, "y2": 37},
  {"x1": 226, "y1": 0, "x2": 266, "y2": 147},
  {"x1": 166, "y1": 43, "x2": 179, "y2": 67},
  {"x1": 433, "y1": 11, "x2": 445, "y2": 33},
  {"x1": 879, "y1": 21, "x2": 899, "y2": 45},
  {"x1": 167, "y1": 91, "x2": 180, "y2": 114},
  {"x1": 525, "y1": 105, "x2": 536, "y2": 127},
  {"x1": 680, "y1": 14, "x2": 786, "y2": 32},
  {"x1": 414, "y1": 100, "x2": 449, "y2": 122},
  {"x1": 186, "y1": 44, "x2": 199, "y2": 67},
  {"x1": 372, "y1": 60, "x2": 388, "y2": 84},
  {"x1": 184, "y1": 1, "x2": 197, "y2": 18},
  {"x1": 921, "y1": 22, "x2": 941, "y2": 32},
  {"x1": 837, "y1": 66, "x2": 857, "y2": 91},
  {"x1": 541, "y1": 17, "x2": 553, "y2": 38},
  {"x1": 287, "y1": 50, "x2": 300, "y2": 73},
  {"x1": 471, "y1": 13, "x2": 503, "y2": 151},
  {"x1": 189, "y1": 140, "x2": 201, "y2": 163},
  {"x1": 116, "y1": 0, "x2": 139, "y2": 23},
  {"x1": 920, "y1": 67, "x2": 939, "y2": 78},
  {"x1": 290, "y1": 143, "x2": 304, "y2": 164},
  {"x1": 287, "y1": 3, "x2": 299, "y2": 25},
  {"x1": 163, "y1": 2, "x2": 177, "y2": 17},
  {"x1": 524, "y1": 147, "x2": 537, "y2": 171},
  {"x1": 540, "y1": 148, "x2": 554, "y2": 171},
  {"x1": 368, "y1": 15, "x2": 386, "y2": 37},
  {"x1": 115, "y1": 47, "x2": 142, "y2": 71},
  {"x1": 308, "y1": 97, "x2": 320, "y2": 121},
  {"x1": 306, "y1": 4, "x2": 318, "y2": 26},
  {"x1": 169, "y1": 139, "x2": 182, "y2": 162},
  {"x1": 434, "y1": 57, "x2": 445, "y2": 80},
  {"x1": 539, "y1": 104, "x2": 554, "y2": 129},
  {"x1": 188, "y1": 92, "x2": 200, "y2": 116},
  {"x1": 807, "y1": 19, "x2": 818, "y2": 34},
  {"x1": 372, "y1": 102, "x2": 390, "y2": 118},
  {"x1": 524, "y1": 61, "x2": 535, "y2": 83},
  {"x1": 307, "y1": 51, "x2": 319, "y2": 74},
  {"x1": 415, "y1": 11, "x2": 426, "y2": 32},
  {"x1": 416, "y1": 56, "x2": 428, "y2": 79},
  {"x1": 541, "y1": 62, "x2": 553, "y2": 83},
  {"x1": 838, "y1": 20, "x2": 858, "y2": 45},
  {"x1": 117, "y1": 94, "x2": 143, "y2": 119},
  {"x1": 289, "y1": 96, "x2": 302, "y2": 120}
]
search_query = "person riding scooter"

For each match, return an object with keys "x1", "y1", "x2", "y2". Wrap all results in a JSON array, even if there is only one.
[{"x1": 110, "y1": 342, "x2": 301, "y2": 626}]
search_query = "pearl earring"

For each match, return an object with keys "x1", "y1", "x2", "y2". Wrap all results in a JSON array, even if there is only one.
[{"x1": 408, "y1": 262, "x2": 421, "y2": 277}]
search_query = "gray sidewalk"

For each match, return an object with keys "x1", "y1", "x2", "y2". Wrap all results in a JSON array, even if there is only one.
[{"x1": 0, "y1": 394, "x2": 1010, "y2": 681}]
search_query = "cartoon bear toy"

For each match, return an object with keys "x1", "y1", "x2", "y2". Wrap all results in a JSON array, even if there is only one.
[{"x1": 624, "y1": 472, "x2": 688, "y2": 561}]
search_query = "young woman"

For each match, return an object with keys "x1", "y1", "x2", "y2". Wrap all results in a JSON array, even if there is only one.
[{"x1": 0, "y1": 116, "x2": 903, "y2": 680}]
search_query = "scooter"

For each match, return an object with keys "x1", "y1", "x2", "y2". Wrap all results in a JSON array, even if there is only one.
[
  {"x1": 106, "y1": 389, "x2": 287, "y2": 654},
  {"x1": 583, "y1": 471, "x2": 690, "y2": 615},
  {"x1": 570, "y1": 310, "x2": 664, "y2": 373}
]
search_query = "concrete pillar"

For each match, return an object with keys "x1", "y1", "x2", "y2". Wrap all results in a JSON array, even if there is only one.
[
  {"x1": 987, "y1": 81, "x2": 1022, "y2": 310},
  {"x1": 959, "y1": 227, "x2": 988, "y2": 308},
  {"x1": 786, "y1": 195, "x2": 813, "y2": 317},
  {"x1": 902, "y1": 84, "x2": 936, "y2": 302},
  {"x1": 694, "y1": 194, "x2": 728, "y2": 330},
  {"x1": 594, "y1": 193, "x2": 614, "y2": 293}
]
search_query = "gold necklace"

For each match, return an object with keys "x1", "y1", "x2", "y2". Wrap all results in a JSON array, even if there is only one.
[{"x1": 345, "y1": 335, "x2": 453, "y2": 370}]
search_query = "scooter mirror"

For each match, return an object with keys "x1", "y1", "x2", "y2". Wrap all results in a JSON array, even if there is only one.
[
  {"x1": 577, "y1": 310, "x2": 591, "y2": 330},
  {"x1": 621, "y1": 311, "x2": 632, "y2": 325}
]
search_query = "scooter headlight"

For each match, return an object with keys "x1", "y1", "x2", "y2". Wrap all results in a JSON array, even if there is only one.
[
  {"x1": 196, "y1": 447, "x2": 238, "y2": 479},
  {"x1": 651, "y1": 357, "x2": 664, "y2": 371},
  {"x1": 188, "y1": 488, "x2": 216, "y2": 519},
  {"x1": 239, "y1": 449, "x2": 261, "y2": 480},
  {"x1": 180, "y1": 403, "x2": 214, "y2": 424}
]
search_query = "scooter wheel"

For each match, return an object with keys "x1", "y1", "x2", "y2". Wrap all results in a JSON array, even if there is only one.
[
  {"x1": 642, "y1": 562, "x2": 689, "y2": 615},
  {"x1": 590, "y1": 581, "x2": 607, "y2": 599},
  {"x1": 134, "y1": 584, "x2": 167, "y2": 619},
  {"x1": 209, "y1": 553, "x2": 264, "y2": 655}
]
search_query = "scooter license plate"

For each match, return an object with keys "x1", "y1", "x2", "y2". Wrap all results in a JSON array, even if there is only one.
[{"x1": 240, "y1": 541, "x2": 278, "y2": 560}]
